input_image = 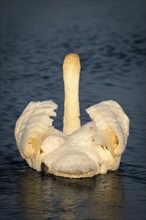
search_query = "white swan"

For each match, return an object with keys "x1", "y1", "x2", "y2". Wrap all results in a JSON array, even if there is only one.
[{"x1": 15, "y1": 53, "x2": 129, "y2": 178}]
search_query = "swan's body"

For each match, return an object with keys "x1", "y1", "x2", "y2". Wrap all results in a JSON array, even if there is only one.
[{"x1": 15, "y1": 54, "x2": 129, "y2": 178}]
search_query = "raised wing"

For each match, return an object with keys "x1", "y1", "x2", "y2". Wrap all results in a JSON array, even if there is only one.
[
  {"x1": 86, "y1": 100, "x2": 129, "y2": 157},
  {"x1": 15, "y1": 100, "x2": 58, "y2": 166}
]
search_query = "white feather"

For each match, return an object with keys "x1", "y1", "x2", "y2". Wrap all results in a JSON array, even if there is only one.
[
  {"x1": 15, "y1": 99, "x2": 129, "y2": 177},
  {"x1": 15, "y1": 53, "x2": 130, "y2": 178}
]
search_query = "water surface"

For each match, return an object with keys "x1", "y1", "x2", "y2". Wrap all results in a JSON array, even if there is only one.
[{"x1": 0, "y1": 1, "x2": 146, "y2": 219}]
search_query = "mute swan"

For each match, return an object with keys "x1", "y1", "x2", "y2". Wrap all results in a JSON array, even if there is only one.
[{"x1": 15, "y1": 53, "x2": 129, "y2": 178}]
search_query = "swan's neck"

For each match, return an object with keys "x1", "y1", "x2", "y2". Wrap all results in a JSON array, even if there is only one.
[{"x1": 63, "y1": 54, "x2": 81, "y2": 135}]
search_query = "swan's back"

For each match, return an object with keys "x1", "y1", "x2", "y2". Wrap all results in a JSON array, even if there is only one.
[{"x1": 15, "y1": 99, "x2": 129, "y2": 177}]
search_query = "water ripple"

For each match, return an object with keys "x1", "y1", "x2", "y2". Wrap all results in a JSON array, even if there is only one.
[{"x1": 0, "y1": 0, "x2": 146, "y2": 219}]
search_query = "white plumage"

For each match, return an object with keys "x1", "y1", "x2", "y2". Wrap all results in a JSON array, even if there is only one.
[{"x1": 15, "y1": 54, "x2": 129, "y2": 178}]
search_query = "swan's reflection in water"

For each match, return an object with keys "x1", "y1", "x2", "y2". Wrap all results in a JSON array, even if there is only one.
[{"x1": 17, "y1": 169, "x2": 124, "y2": 220}]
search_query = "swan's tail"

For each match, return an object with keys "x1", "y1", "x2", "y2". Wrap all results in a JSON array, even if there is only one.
[
  {"x1": 86, "y1": 100, "x2": 129, "y2": 157},
  {"x1": 15, "y1": 101, "x2": 58, "y2": 163}
]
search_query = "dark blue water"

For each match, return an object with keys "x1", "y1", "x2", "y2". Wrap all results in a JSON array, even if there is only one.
[{"x1": 0, "y1": 0, "x2": 146, "y2": 219}]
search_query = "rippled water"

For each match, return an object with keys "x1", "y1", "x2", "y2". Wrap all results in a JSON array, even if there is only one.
[{"x1": 0, "y1": 1, "x2": 146, "y2": 219}]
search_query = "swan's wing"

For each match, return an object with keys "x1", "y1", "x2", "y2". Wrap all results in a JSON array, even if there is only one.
[
  {"x1": 86, "y1": 100, "x2": 129, "y2": 157},
  {"x1": 15, "y1": 100, "x2": 59, "y2": 163}
]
